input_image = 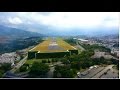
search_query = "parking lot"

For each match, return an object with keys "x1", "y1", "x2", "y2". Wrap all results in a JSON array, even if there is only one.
[
  {"x1": 78, "y1": 65, "x2": 119, "y2": 79},
  {"x1": 78, "y1": 66, "x2": 105, "y2": 78},
  {"x1": 100, "y1": 68, "x2": 118, "y2": 78}
]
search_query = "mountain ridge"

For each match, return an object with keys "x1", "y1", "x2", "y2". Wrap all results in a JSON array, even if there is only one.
[{"x1": 0, "y1": 25, "x2": 44, "y2": 39}]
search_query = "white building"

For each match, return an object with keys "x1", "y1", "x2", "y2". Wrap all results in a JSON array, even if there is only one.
[
  {"x1": 0, "y1": 52, "x2": 20, "y2": 64},
  {"x1": 77, "y1": 38, "x2": 89, "y2": 44}
]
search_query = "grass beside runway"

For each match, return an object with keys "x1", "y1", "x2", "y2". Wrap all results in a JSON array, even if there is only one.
[
  {"x1": 56, "y1": 38, "x2": 76, "y2": 50},
  {"x1": 30, "y1": 38, "x2": 51, "y2": 52},
  {"x1": 25, "y1": 59, "x2": 42, "y2": 64}
]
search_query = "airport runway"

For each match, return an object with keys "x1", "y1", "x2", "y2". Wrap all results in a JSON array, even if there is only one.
[{"x1": 48, "y1": 38, "x2": 65, "y2": 51}]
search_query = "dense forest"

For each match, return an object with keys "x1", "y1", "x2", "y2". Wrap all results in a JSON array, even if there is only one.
[{"x1": 0, "y1": 37, "x2": 43, "y2": 54}]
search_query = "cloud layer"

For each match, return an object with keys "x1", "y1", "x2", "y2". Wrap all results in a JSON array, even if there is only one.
[
  {"x1": 8, "y1": 17, "x2": 23, "y2": 25},
  {"x1": 0, "y1": 12, "x2": 119, "y2": 33}
]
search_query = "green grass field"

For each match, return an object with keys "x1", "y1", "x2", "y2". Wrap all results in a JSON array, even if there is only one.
[{"x1": 25, "y1": 59, "x2": 42, "y2": 64}]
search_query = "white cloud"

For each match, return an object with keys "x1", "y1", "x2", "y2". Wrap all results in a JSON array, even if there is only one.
[
  {"x1": 44, "y1": 12, "x2": 119, "y2": 29},
  {"x1": 8, "y1": 17, "x2": 22, "y2": 24},
  {"x1": 1, "y1": 12, "x2": 118, "y2": 32},
  {"x1": 16, "y1": 12, "x2": 119, "y2": 30}
]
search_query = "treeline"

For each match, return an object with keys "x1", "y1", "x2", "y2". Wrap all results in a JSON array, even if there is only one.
[
  {"x1": 79, "y1": 43, "x2": 111, "y2": 52},
  {"x1": 0, "y1": 63, "x2": 12, "y2": 78},
  {"x1": 0, "y1": 37, "x2": 43, "y2": 54},
  {"x1": 64, "y1": 38, "x2": 76, "y2": 46}
]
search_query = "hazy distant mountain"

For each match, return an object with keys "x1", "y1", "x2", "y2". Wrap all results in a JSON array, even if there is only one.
[
  {"x1": 0, "y1": 24, "x2": 118, "y2": 38},
  {"x1": 52, "y1": 28, "x2": 119, "y2": 37},
  {"x1": 0, "y1": 25, "x2": 44, "y2": 39}
]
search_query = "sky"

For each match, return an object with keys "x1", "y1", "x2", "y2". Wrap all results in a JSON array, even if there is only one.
[{"x1": 0, "y1": 12, "x2": 119, "y2": 35}]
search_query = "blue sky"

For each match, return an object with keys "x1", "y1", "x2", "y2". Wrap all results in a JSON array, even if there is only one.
[{"x1": 0, "y1": 12, "x2": 119, "y2": 35}]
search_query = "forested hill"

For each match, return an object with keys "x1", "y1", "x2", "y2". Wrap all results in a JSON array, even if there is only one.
[{"x1": 0, "y1": 25, "x2": 44, "y2": 38}]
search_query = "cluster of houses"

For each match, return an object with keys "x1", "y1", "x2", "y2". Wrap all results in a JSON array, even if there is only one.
[
  {"x1": 73, "y1": 37, "x2": 119, "y2": 58},
  {"x1": 0, "y1": 52, "x2": 20, "y2": 66}
]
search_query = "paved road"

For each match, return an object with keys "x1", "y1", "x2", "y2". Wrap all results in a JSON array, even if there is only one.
[
  {"x1": 47, "y1": 67, "x2": 55, "y2": 78},
  {"x1": 92, "y1": 65, "x2": 114, "y2": 78},
  {"x1": 47, "y1": 61, "x2": 62, "y2": 78},
  {"x1": 16, "y1": 71, "x2": 29, "y2": 78},
  {"x1": 53, "y1": 61, "x2": 62, "y2": 66},
  {"x1": 76, "y1": 40, "x2": 85, "y2": 51},
  {"x1": 100, "y1": 69, "x2": 118, "y2": 78},
  {"x1": 10, "y1": 56, "x2": 28, "y2": 73},
  {"x1": 4, "y1": 71, "x2": 29, "y2": 78},
  {"x1": 3, "y1": 56, "x2": 28, "y2": 78}
]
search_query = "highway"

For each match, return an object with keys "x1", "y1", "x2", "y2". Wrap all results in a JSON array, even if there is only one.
[
  {"x1": 75, "y1": 40, "x2": 85, "y2": 51},
  {"x1": 10, "y1": 56, "x2": 28, "y2": 73},
  {"x1": 3, "y1": 56, "x2": 28, "y2": 78}
]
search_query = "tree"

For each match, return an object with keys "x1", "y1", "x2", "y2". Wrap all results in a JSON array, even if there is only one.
[
  {"x1": 0, "y1": 63, "x2": 12, "y2": 78},
  {"x1": 0, "y1": 63, "x2": 11, "y2": 71},
  {"x1": 54, "y1": 65, "x2": 75, "y2": 78},
  {"x1": 116, "y1": 64, "x2": 119, "y2": 70},
  {"x1": 54, "y1": 59, "x2": 57, "y2": 62},
  {"x1": 29, "y1": 62, "x2": 49, "y2": 77},
  {"x1": 48, "y1": 60, "x2": 51, "y2": 63},
  {"x1": 19, "y1": 65, "x2": 27, "y2": 72},
  {"x1": 61, "y1": 58, "x2": 70, "y2": 65},
  {"x1": 24, "y1": 64, "x2": 30, "y2": 67},
  {"x1": 51, "y1": 59, "x2": 57, "y2": 63},
  {"x1": 81, "y1": 61, "x2": 91, "y2": 69},
  {"x1": 42, "y1": 60, "x2": 47, "y2": 63},
  {"x1": 111, "y1": 58, "x2": 118, "y2": 65},
  {"x1": 100, "y1": 57, "x2": 106, "y2": 64},
  {"x1": 0, "y1": 70, "x2": 4, "y2": 78},
  {"x1": 71, "y1": 61, "x2": 81, "y2": 70}
]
